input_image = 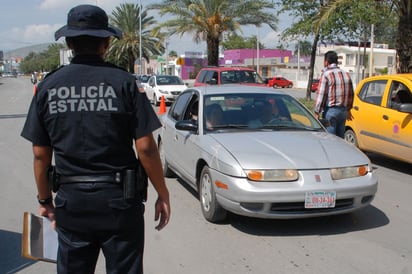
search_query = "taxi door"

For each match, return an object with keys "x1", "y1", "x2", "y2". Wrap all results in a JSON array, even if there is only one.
[
  {"x1": 378, "y1": 80, "x2": 412, "y2": 162},
  {"x1": 349, "y1": 79, "x2": 388, "y2": 152},
  {"x1": 351, "y1": 78, "x2": 412, "y2": 163}
]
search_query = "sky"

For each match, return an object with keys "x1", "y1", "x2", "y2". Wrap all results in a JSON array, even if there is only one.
[{"x1": 0, "y1": 0, "x2": 287, "y2": 55}]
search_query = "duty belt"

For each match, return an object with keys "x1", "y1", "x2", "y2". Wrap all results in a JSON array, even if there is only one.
[{"x1": 58, "y1": 173, "x2": 122, "y2": 184}]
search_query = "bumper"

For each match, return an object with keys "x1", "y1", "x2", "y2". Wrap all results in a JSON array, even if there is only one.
[
  {"x1": 157, "y1": 93, "x2": 181, "y2": 103},
  {"x1": 210, "y1": 168, "x2": 378, "y2": 219}
]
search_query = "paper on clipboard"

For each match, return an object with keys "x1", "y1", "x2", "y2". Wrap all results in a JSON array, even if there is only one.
[{"x1": 22, "y1": 211, "x2": 58, "y2": 263}]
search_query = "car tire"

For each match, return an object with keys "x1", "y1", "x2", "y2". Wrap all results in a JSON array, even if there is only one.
[
  {"x1": 288, "y1": 84, "x2": 293, "y2": 88},
  {"x1": 199, "y1": 166, "x2": 227, "y2": 223},
  {"x1": 158, "y1": 140, "x2": 174, "y2": 178},
  {"x1": 273, "y1": 84, "x2": 279, "y2": 89},
  {"x1": 344, "y1": 129, "x2": 359, "y2": 147}
]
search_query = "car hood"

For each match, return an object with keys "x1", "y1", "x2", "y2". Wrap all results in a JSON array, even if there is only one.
[{"x1": 210, "y1": 131, "x2": 369, "y2": 169}]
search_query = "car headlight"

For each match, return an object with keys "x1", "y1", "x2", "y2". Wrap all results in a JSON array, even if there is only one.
[
  {"x1": 158, "y1": 89, "x2": 168, "y2": 94},
  {"x1": 330, "y1": 165, "x2": 369, "y2": 180},
  {"x1": 245, "y1": 169, "x2": 299, "y2": 182}
]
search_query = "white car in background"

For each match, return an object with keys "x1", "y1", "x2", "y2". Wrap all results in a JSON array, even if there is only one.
[{"x1": 145, "y1": 75, "x2": 187, "y2": 106}]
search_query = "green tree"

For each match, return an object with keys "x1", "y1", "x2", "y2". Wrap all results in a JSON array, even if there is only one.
[
  {"x1": 148, "y1": 0, "x2": 278, "y2": 66},
  {"x1": 169, "y1": 50, "x2": 178, "y2": 57},
  {"x1": 277, "y1": 0, "x2": 392, "y2": 99},
  {"x1": 221, "y1": 33, "x2": 265, "y2": 50},
  {"x1": 294, "y1": 40, "x2": 312, "y2": 56},
  {"x1": 20, "y1": 43, "x2": 65, "y2": 74},
  {"x1": 107, "y1": 3, "x2": 166, "y2": 72},
  {"x1": 314, "y1": 0, "x2": 397, "y2": 69}
]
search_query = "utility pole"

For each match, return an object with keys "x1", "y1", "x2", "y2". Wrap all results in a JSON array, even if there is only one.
[
  {"x1": 297, "y1": 41, "x2": 300, "y2": 85},
  {"x1": 257, "y1": 27, "x2": 260, "y2": 74},
  {"x1": 165, "y1": 41, "x2": 169, "y2": 75},
  {"x1": 369, "y1": 24, "x2": 374, "y2": 77}
]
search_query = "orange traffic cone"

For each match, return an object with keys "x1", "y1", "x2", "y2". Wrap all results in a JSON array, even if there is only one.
[
  {"x1": 158, "y1": 95, "x2": 166, "y2": 114},
  {"x1": 33, "y1": 84, "x2": 37, "y2": 95}
]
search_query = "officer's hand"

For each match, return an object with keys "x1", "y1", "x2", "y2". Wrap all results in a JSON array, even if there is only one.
[
  {"x1": 154, "y1": 196, "x2": 170, "y2": 231},
  {"x1": 39, "y1": 204, "x2": 56, "y2": 230}
]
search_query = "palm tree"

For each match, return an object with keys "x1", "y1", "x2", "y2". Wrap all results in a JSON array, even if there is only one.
[
  {"x1": 107, "y1": 3, "x2": 166, "y2": 72},
  {"x1": 148, "y1": 0, "x2": 278, "y2": 66}
]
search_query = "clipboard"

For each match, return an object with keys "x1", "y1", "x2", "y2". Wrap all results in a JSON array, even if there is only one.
[{"x1": 22, "y1": 211, "x2": 58, "y2": 263}]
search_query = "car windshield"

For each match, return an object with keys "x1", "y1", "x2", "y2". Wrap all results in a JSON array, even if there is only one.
[
  {"x1": 203, "y1": 93, "x2": 323, "y2": 132},
  {"x1": 220, "y1": 70, "x2": 265, "y2": 84},
  {"x1": 156, "y1": 75, "x2": 184, "y2": 85},
  {"x1": 138, "y1": 75, "x2": 150, "y2": 83}
]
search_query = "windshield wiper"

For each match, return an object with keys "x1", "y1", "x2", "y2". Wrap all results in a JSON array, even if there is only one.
[
  {"x1": 260, "y1": 125, "x2": 322, "y2": 131},
  {"x1": 208, "y1": 124, "x2": 249, "y2": 130}
]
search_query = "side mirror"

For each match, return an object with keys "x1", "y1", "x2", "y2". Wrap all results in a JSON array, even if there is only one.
[
  {"x1": 207, "y1": 78, "x2": 218, "y2": 85},
  {"x1": 398, "y1": 103, "x2": 412, "y2": 114},
  {"x1": 175, "y1": 120, "x2": 198, "y2": 132}
]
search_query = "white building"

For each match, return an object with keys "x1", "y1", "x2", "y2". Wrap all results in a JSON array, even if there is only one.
[{"x1": 316, "y1": 44, "x2": 397, "y2": 85}]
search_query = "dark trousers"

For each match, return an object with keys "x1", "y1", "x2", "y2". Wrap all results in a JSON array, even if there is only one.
[{"x1": 54, "y1": 183, "x2": 144, "y2": 274}]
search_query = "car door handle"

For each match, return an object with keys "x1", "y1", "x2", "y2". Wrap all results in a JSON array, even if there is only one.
[
  {"x1": 383, "y1": 115, "x2": 389, "y2": 120},
  {"x1": 353, "y1": 106, "x2": 359, "y2": 111}
]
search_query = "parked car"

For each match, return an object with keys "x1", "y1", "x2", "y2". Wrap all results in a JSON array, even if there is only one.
[
  {"x1": 267, "y1": 76, "x2": 293, "y2": 88},
  {"x1": 345, "y1": 74, "x2": 412, "y2": 164},
  {"x1": 157, "y1": 85, "x2": 378, "y2": 222},
  {"x1": 194, "y1": 67, "x2": 266, "y2": 86},
  {"x1": 135, "y1": 74, "x2": 151, "y2": 88},
  {"x1": 311, "y1": 78, "x2": 320, "y2": 92},
  {"x1": 145, "y1": 75, "x2": 187, "y2": 106},
  {"x1": 2, "y1": 72, "x2": 17, "y2": 78}
]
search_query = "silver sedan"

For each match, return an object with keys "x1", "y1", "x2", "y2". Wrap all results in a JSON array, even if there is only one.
[{"x1": 157, "y1": 85, "x2": 378, "y2": 222}]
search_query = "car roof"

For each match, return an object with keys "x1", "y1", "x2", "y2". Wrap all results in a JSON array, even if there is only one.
[
  {"x1": 200, "y1": 67, "x2": 255, "y2": 71},
  {"x1": 188, "y1": 84, "x2": 287, "y2": 96},
  {"x1": 153, "y1": 74, "x2": 181, "y2": 77},
  {"x1": 362, "y1": 73, "x2": 412, "y2": 82}
]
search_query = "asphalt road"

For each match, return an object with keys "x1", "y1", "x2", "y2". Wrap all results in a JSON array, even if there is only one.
[{"x1": 1, "y1": 77, "x2": 411, "y2": 274}]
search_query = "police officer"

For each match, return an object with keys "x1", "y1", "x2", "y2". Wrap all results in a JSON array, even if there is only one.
[{"x1": 21, "y1": 4, "x2": 170, "y2": 273}]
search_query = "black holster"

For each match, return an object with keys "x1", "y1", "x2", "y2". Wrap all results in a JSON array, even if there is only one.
[
  {"x1": 137, "y1": 160, "x2": 148, "y2": 202},
  {"x1": 123, "y1": 160, "x2": 148, "y2": 201},
  {"x1": 48, "y1": 166, "x2": 60, "y2": 193}
]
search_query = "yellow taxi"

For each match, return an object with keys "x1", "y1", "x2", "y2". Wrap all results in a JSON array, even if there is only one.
[{"x1": 345, "y1": 74, "x2": 412, "y2": 164}]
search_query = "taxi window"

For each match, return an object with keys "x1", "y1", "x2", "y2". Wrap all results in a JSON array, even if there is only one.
[
  {"x1": 359, "y1": 80, "x2": 387, "y2": 106},
  {"x1": 387, "y1": 81, "x2": 410, "y2": 108}
]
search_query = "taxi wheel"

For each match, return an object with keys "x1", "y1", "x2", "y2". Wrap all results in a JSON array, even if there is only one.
[
  {"x1": 158, "y1": 141, "x2": 174, "y2": 178},
  {"x1": 199, "y1": 166, "x2": 227, "y2": 223},
  {"x1": 344, "y1": 129, "x2": 359, "y2": 147}
]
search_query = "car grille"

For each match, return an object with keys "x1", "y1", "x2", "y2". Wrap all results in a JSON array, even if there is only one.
[{"x1": 269, "y1": 198, "x2": 354, "y2": 213}]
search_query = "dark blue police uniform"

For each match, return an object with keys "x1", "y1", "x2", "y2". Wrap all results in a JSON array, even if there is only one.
[{"x1": 21, "y1": 54, "x2": 161, "y2": 273}]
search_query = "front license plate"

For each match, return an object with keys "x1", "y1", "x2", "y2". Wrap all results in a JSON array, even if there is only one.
[{"x1": 305, "y1": 191, "x2": 336, "y2": 208}]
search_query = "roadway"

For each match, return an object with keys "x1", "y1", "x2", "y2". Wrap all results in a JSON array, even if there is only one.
[{"x1": 0, "y1": 77, "x2": 411, "y2": 274}]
